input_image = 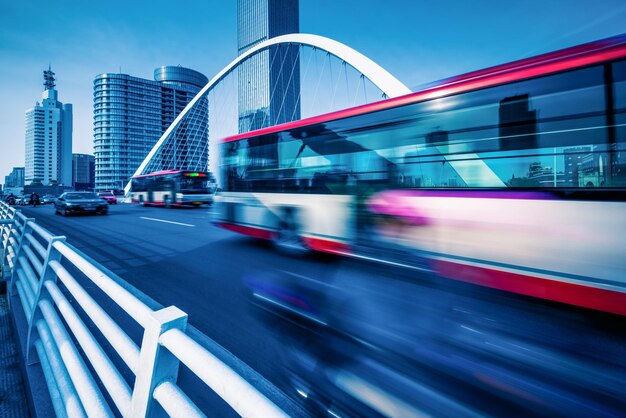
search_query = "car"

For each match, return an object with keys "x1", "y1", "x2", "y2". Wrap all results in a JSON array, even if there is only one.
[
  {"x1": 98, "y1": 191, "x2": 118, "y2": 204},
  {"x1": 17, "y1": 196, "x2": 28, "y2": 205},
  {"x1": 42, "y1": 194, "x2": 56, "y2": 205},
  {"x1": 54, "y1": 192, "x2": 108, "y2": 216}
]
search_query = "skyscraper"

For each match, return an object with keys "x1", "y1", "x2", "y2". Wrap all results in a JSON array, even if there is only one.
[
  {"x1": 498, "y1": 94, "x2": 537, "y2": 151},
  {"x1": 94, "y1": 66, "x2": 208, "y2": 191},
  {"x1": 4, "y1": 167, "x2": 25, "y2": 189},
  {"x1": 72, "y1": 153, "x2": 95, "y2": 190},
  {"x1": 237, "y1": 0, "x2": 300, "y2": 133},
  {"x1": 25, "y1": 67, "x2": 73, "y2": 186}
]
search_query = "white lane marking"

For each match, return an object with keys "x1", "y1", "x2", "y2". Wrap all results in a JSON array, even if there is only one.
[
  {"x1": 252, "y1": 293, "x2": 328, "y2": 326},
  {"x1": 139, "y1": 217, "x2": 195, "y2": 227}
]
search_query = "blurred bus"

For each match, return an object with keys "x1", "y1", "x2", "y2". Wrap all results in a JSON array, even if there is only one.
[
  {"x1": 131, "y1": 170, "x2": 216, "y2": 207},
  {"x1": 215, "y1": 34, "x2": 626, "y2": 316}
]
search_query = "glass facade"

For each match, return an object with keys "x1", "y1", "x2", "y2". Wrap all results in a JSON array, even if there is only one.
[
  {"x1": 93, "y1": 67, "x2": 208, "y2": 191},
  {"x1": 72, "y1": 153, "x2": 95, "y2": 190},
  {"x1": 237, "y1": 0, "x2": 300, "y2": 133}
]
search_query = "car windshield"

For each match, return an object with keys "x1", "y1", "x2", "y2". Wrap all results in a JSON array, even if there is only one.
[{"x1": 65, "y1": 193, "x2": 99, "y2": 200}]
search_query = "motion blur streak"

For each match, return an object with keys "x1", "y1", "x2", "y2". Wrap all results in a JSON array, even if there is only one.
[
  {"x1": 214, "y1": 34, "x2": 626, "y2": 416},
  {"x1": 245, "y1": 264, "x2": 626, "y2": 417}
]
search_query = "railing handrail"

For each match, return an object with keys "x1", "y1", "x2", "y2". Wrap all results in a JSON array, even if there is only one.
[{"x1": 0, "y1": 201, "x2": 296, "y2": 418}]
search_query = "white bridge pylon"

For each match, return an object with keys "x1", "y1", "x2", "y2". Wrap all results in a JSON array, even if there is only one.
[{"x1": 126, "y1": 33, "x2": 412, "y2": 194}]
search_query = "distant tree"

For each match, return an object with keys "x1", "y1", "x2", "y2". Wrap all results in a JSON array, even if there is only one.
[{"x1": 507, "y1": 176, "x2": 540, "y2": 187}]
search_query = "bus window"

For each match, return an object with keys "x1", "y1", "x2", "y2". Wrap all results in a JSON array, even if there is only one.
[
  {"x1": 132, "y1": 177, "x2": 146, "y2": 192},
  {"x1": 612, "y1": 59, "x2": 626, "y2": 186}
]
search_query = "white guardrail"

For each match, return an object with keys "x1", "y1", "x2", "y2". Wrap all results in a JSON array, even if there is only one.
[{"x1": 0, "y1": 201, "x2": 292, "y2": 418}]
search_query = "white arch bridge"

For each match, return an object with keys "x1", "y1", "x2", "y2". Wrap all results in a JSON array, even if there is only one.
[{"x1": 125, "y1": 33, "x2": 412, "y2": 193}]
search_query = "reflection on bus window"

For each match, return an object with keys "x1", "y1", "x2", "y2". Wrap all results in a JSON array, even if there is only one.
[{"x1": 223, "y1": 63, "x2": 626, "y2": 191}]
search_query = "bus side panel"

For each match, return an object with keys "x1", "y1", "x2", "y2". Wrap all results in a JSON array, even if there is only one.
[
  {"x1": 215, "y1": 192, "x2": 354, "y2": 244},
  {"x1": 367, "y1": 191, "x2": 626, "y2": 286},
  {"x1": 131, "y1": 191, "x2": 148, "y2": 204}
]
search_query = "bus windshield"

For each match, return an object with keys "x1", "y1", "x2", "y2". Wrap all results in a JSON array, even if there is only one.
[{"x1": 180, "y1": 177, "x2": 209, "y2": 192}]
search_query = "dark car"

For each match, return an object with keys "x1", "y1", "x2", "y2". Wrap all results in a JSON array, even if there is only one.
[
  {"x1": 54, "y1": 192, "x2": 108, "y2": 216},
  {"x1": 5, "y1": 195, "x2": 16, "y2": 205}
]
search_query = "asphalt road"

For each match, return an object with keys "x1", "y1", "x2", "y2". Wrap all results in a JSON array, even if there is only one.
[
  {"x1": 17, "y1": 202, "x2": 626, "y2": 417},
  {"x1": 19, "y1": 202, "x2": 337, "y2": 415}
]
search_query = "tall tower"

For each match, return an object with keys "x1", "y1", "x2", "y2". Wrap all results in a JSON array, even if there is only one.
[
  {"x1": 237, "y1": 0, "x2": 300, "y2": 133},
  {"x1": 25, "y1": 67, "x2": 73, "y2": 186},
  {"x1": 498, "y1": 94, "x2": 537, "y2": 151},
  {"x1": 93, "y1": 66, "x2": 208, "y2": 191}
]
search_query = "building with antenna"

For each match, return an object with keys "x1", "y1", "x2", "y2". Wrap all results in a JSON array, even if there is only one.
[{"x1": 24, "y1": 67, "x2": 73, "y2": 186}]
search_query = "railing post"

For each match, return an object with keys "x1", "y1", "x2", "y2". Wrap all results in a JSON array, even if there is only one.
[
  {"x1": 9, "y1": 216, "x2": 35, "y2": 295},
  {"x1": 26, "y1": 236, "x2": 66, "y2": 364},
  {"x1": 1, "y1": 219, "x2": 14, "y2": 283},
  {"x1": 0, "y1": 203, "x2": 17, "y2": 283},
  {"x1": 131, "y1": 306, "x2": 188, "y2": 418}
]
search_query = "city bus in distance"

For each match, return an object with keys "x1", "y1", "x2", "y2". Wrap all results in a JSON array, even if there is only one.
[
  {"x1": 131, "y1": 170, "x2": 216, "y2": 207},
  {"x1": 214, "y1": 34, "x2": 626, "y2": 316}
]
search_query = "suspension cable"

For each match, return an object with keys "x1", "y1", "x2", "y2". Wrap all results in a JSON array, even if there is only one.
[
  {"x1": 276, "y1": 44, "x2": 302, "y2": 125},
  {"x1": 291, "y1": 45, "x2": 315, "y2": 123}
]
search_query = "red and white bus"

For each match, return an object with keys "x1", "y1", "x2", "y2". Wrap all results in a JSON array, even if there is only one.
[
  {"x1": 214, "y1": 34, "x2": 626, "y2": 316},
  {"x1": 131, "y1": 170, "x2": 216, "y2": 207}
]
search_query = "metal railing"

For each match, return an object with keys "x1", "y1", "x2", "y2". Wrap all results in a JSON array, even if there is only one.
[
  {"x1": 0, "y1": 201, "x2": 293, "y2": 418},
  {"x1": 0, "y1": 201, "x2": 18, "y2": 280}
]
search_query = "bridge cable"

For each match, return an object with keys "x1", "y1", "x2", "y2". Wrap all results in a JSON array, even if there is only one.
[
  {"x1": 353, "y1": 73, "x2": 364, "y2": 106},
  {"x1": 276, "y1": 45, "x2": 302, "y2": 125},
  {"x1": 291, "y1": 45, "x2": 315, "y2": 123},
  {"x1": 262, "y1": 44, "x2": 291, "y2": 129},
  {"x1": 343, "y1": 61, "x2": 350, "y2": 110},
  {"x1": 251, "y1": 45, "x2": 281, "y2": 131},
  {"x1": 311, "y1": 48, "x2": 329, "y2": 115}
]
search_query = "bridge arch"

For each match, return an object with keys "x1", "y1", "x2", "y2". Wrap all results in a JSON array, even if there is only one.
[{"x1": 127, "y1": 33, "x2": 411, "y2": 192}]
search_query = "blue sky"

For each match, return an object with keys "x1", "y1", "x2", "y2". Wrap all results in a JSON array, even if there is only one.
[{"x1": 1, "y1": 0, "x2": 625, "y2": 180}]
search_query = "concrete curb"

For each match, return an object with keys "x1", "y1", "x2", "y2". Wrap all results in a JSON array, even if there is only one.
[{"x1": 0, "y1": 292, "x2": 29, "y2": 417}]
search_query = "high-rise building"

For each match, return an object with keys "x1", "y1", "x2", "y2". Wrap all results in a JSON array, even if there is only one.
[
  {"x1": 579, "y1": 149, "x2": 606, "y2": 187},
  {"x1": 94, "y1": 66, "x2": 208, "y2": 191},
  {"x1": 72, "y1": 153, "x2": 95, "y2": 191},
  {"x1": 563, "y1": 146, "x2": 592, "y2": 187},
  {"x1": 4, "y1": 167, "x2": 25, "y2": 190},
  {"x1": 498, "y1": 94, "x2": 537, "y2": 151},
  {"x1": 237, "y1": 0, "x2": 300, "y2": 133},
  {"x1": 25, "y1": 67, "x2": 73, "y2": 186}
]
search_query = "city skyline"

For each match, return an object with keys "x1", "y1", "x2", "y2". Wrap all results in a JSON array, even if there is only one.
[{"x1": 2, "y1": 0, "x2": 626, "y2": 178}]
